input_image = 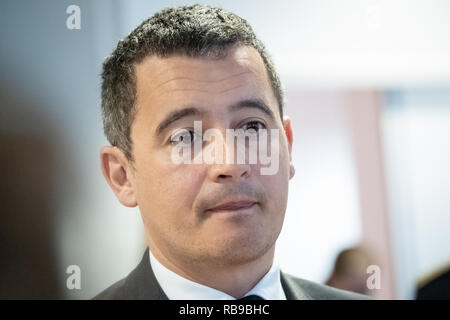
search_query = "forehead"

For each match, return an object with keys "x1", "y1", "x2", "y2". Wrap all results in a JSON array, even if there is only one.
[
  {"x1": 136, "y1": 46, "x2": 269, "y2": 89},
  {"x1": 133, "y1": 46, "x2": 277, "y2": 120}
]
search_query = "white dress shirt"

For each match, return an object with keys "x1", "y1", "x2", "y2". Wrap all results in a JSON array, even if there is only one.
[{"x1": 149, "y1": 250, "x2": 286, "y2": 300}]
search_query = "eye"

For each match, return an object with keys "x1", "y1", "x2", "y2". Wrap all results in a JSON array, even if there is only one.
[
  {"x1": 170, "y1": 128, "x2": 200, "y2": 145},
  {"x1": 241, "y1": 120, "x2": 266, "y2": 133}
]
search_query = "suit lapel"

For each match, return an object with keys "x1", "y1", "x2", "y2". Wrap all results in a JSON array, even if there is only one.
[
  {"x1": 280, "y1": 271, "x2": 312, "y2": 300},
  {"x1": 123, "y1": 248, "x2": 169, "y2": 300}
]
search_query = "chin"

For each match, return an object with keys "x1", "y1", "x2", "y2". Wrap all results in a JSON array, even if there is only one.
[{"x1": 205, "y1": 232, "x2": 276, "y2": 266}]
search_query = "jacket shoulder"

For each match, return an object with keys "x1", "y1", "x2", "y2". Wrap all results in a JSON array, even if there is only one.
[
  {"x1": 92, "y1": 249, "x2": 168, "y2": 300},
  {"x1": 281, "y1": 272, "x2": 371, "y2": 300},
  {"x1": 93, "y1": 277, "x2": 129, "y2": 300}
]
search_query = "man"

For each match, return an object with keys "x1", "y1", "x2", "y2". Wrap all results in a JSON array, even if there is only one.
[{"x1": 95, "y1": 4, "x2": 368, "y2": 300}]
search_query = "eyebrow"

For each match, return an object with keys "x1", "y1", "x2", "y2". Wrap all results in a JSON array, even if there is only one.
[
  {"x1": 156, "y1": 107, "x2": 205, "y2": 137},
  {"x1": 230, "y1": 98, "x2": 275, "y2": 120},
  {"x1": 155, "y1": 98, "x2": 276, "y2": 137}
]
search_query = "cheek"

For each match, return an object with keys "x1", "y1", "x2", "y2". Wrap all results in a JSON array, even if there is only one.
[
  {"x1": 135, "y1": 166, "x2": 204, "y2": 242},
  {"x1": 135, "y1": 155, "x2": 205, "y2": 219},
  {"x1": 255, "y1": 141, "x2": 291, "y2": 209},
  {"x1": 259, "y1": 171, "x2": 289, "y2": 203}
]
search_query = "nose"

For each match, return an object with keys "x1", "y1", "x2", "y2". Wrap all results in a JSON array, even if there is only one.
[
  {"x1": 208, "y1": 161, "x2": 251, "y2": 183},
  {"x1": 206, "y1": 133, "x2": 252, "y2": 183}
]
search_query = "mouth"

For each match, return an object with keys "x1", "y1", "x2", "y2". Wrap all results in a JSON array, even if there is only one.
[{"x1": 207, "y1": 200, "x2": 258, "y2": 213}]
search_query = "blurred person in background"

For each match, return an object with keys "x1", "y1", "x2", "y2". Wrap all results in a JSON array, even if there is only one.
[
  {"x1": 326, "y1": 246, "x2": 373, "y2": 296},
  {"x1": 416, "y1": 265, "x2": 450, "y2": 300}
]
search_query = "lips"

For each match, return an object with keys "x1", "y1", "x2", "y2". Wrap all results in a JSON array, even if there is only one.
[{"x1": 207, "y1": 200, "x2": 257, "y2": 212}]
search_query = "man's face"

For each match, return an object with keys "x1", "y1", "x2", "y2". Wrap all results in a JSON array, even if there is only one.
[{"x1": 129, "y1": 45, "x2": 294, "y2": 267}]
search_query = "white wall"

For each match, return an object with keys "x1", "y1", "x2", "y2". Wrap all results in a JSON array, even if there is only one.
[
  {"x1": 276, "y1": 91, "x2": 362, "y2": 283},
  {"x1": 382, "y1": 90, "x2": 450, "y2": 299},
  {"x1": 116, "y1": 0, "x2": 450, "y2": 87}
]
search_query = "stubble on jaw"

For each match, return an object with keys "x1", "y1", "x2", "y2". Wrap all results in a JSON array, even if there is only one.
[{"x1": 152, "y1": 208, "x2": 281, "y2": 271}]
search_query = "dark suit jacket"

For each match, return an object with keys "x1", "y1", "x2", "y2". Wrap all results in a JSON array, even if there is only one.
[{"x1": 94, "y1": 249, "x2": 369, "y2": 300}]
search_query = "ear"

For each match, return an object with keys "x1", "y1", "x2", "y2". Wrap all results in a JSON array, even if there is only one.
[
  {"x1": 100, "y1": 146, "x2": 137, "y2": 207},
  {"x1": 283, "y1": 116, "x2": 295, "y2": 180}
]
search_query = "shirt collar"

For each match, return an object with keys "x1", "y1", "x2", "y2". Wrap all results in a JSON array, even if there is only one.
[{"x1": 149, "y1": 250, "x2": 286, "y2": 300}]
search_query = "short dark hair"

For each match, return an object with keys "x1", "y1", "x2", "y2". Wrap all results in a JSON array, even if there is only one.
[{"x1": 101, "y1": 4, "x2": 283, "y2": 161}]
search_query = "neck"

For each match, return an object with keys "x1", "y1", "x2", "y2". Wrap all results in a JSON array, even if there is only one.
[{"x1": 148, "y1": 239, "x2": 275, "y2": 299}]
